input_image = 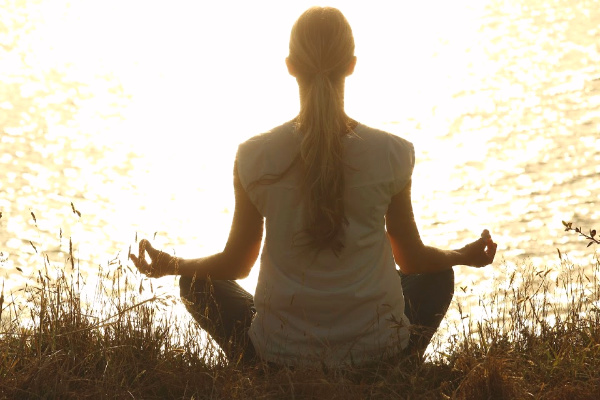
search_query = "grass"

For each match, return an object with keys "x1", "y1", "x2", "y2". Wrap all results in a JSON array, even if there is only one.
[{"x1": 1, "y1": 239, "x2": 600, "y2": 399}]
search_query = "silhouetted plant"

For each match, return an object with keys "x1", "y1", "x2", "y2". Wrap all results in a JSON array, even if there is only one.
[{"x1": 562, "y1": 221, "x2": 599, "y2": 247}]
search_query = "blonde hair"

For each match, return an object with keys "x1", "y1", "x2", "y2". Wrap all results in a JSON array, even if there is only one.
[{"x1": 288, "y1": 7, "x2": 355, "y2": 255}]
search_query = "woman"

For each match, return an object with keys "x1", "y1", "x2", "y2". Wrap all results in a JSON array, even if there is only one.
[{"x1": 130, "y1": 6, "x2": 497, "y2": 367}]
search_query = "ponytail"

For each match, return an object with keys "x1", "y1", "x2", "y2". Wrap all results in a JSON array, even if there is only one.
[{"x1": 289, "y1": 7, "x2": 355, "y2": 255}]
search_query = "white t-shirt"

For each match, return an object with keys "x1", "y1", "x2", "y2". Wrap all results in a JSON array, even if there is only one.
[{"x1": 236, "y1": 121, "x2": 414, "y2": 366}]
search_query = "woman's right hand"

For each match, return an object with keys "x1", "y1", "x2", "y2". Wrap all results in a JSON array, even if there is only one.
[
  {"x1": 129, "y1": 239, "x2": 178, "y2": 278},
  {"x1": 459, "y1": 229, "x2": 498, "y2": 268}
]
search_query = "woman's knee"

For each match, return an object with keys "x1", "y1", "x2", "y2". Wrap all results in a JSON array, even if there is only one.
[
  {"x1": 438, "y1": 267, "x2": 455, "y2": 297},
  {"x1": 400, "y1": 267, "x2": 455, "y2": 295},
  {"x1": 401, "y1": 267, "x2": 455, "y2": 326},
  {"x1": 179, "y1": 276, "x2": 209, "y2": 302}
]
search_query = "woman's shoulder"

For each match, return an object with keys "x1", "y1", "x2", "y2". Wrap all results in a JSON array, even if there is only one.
[
  {"x1": 239, "y1": 121, "x2": 296, "y2": 148},
  {"x1": 348, "y1": 124, "x2": 415, "y2": 190},
  {"x1": 351, "y1": 123, "x2": 414, "y2": 155},
  {"x1": 236, "y1": 121, "x2": 298, "y2": 175}
]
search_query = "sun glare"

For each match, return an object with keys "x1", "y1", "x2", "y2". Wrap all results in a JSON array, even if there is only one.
[{"x1": 1, "y1": 0, "x2": 499, "y2": 294}]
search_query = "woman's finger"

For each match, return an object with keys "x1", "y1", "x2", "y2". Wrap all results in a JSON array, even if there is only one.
[
  {"x1": 140, "y1": 239, "x2": 161, "y2": 260},
  {"x1": 474, "y1": 237, "x2": 487, "y2": 249},
  {"x1": 139, "y1": 239, "x2": 156, "y2": 262},
  {"x1": 130, "y1": 253, "x2": 145, "y2": 267},
  {"x1": 132, "y1": 239, "x2": 170, "y2": 277},
  {"x1": 130, "y1": 253, "x2": 149, "y2": 274},
  {"x1": 138, "y1": 240, "x2": 146, "y2": 261},
  {"x1": 486, "y1": 241, "x2": 498, "y2": 261}
]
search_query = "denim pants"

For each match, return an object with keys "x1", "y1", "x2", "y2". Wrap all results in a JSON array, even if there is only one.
[{"x1": 179, "y1": 268, "x2": 454, "y2": 364}]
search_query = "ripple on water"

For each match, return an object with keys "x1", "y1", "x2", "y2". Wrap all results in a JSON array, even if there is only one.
[{"x1": 1, "y1": 0, "x2": 599, "y2": 302}]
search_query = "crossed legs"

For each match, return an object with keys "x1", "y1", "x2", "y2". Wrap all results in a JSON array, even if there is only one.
[
  {"x1": 179, "y1": 268, "x2": 454, "y2": 365},
  {"x1": 400, "y1": 268, "x2": 455, "y2": 359},
  {"x1": 179, "y1": 276, "x2": 256, "y2": 364}
]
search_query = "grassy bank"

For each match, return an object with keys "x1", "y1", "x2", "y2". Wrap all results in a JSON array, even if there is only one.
[{"x1": 1, "y1": 250, "x2": 600, "y2": 399}]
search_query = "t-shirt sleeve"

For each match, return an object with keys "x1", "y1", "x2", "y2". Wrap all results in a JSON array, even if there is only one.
[
  {"x1": 388, "y1": 134, "x2": 415, "y2": 195},
  {"x1": 236, "y1": 137, "x2": 264, "y2": 192},
  {"x1": 235, "y1": 143, "x2": 249, "y2": 191},
  {"x1": 236, "y1": 137, "x2": 269, "y2": 216}
]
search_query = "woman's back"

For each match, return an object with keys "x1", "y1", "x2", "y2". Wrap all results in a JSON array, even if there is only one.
[
  {"x1": 237, "y1": 121, "x2": 415, "y2": 365},
  {"x1": 131, "y1": 6, "x2": 496, "y2": 369}
]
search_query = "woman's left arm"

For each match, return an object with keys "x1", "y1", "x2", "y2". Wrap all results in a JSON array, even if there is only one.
[{"x1": 130, "y1": 160, "x2": 264, "y2": 279}]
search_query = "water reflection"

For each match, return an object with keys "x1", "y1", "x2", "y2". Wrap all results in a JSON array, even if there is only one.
[{"x1": 1, "y1": 0, "x2": 599, "y2": 306}]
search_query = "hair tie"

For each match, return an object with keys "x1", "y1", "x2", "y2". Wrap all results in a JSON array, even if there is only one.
[{"x1": 314, "y1": 70, "x2": 328, "y2": 80}]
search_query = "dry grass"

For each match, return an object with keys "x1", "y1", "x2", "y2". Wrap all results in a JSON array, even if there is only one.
[{"x1": 2, "y1": 242, "x2": 600, "y2": 399}]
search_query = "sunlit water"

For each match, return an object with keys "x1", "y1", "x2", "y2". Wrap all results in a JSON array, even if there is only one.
[{"x1": 1, "y1": 0, "x2": 599, "y2": 323}]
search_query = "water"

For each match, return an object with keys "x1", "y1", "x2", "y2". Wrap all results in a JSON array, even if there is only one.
[{"x1": 1, "y1": 0, "x2": 599, "y2": 304}]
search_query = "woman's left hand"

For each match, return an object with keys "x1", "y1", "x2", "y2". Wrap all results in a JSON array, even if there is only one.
[
  {"x1": 459, "y1": 229, "x2": 498, "y2": 268},
  {"x1": 129, "y1": 239, "x2": 177, "y2": 278}
]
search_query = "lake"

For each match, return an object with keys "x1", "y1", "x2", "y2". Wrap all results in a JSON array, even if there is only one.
[{"x1": 1, "y1": 0, "x2": 599, "y2": 310}]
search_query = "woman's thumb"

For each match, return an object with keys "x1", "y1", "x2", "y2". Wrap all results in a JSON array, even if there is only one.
[{"x1": 140, "y1": 239, "x2": 157, "y2": 258}]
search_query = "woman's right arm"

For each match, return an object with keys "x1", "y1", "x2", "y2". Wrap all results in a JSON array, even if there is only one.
[{"x1": 385, "y1": 179, "x2": 497, "y2": 275}]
